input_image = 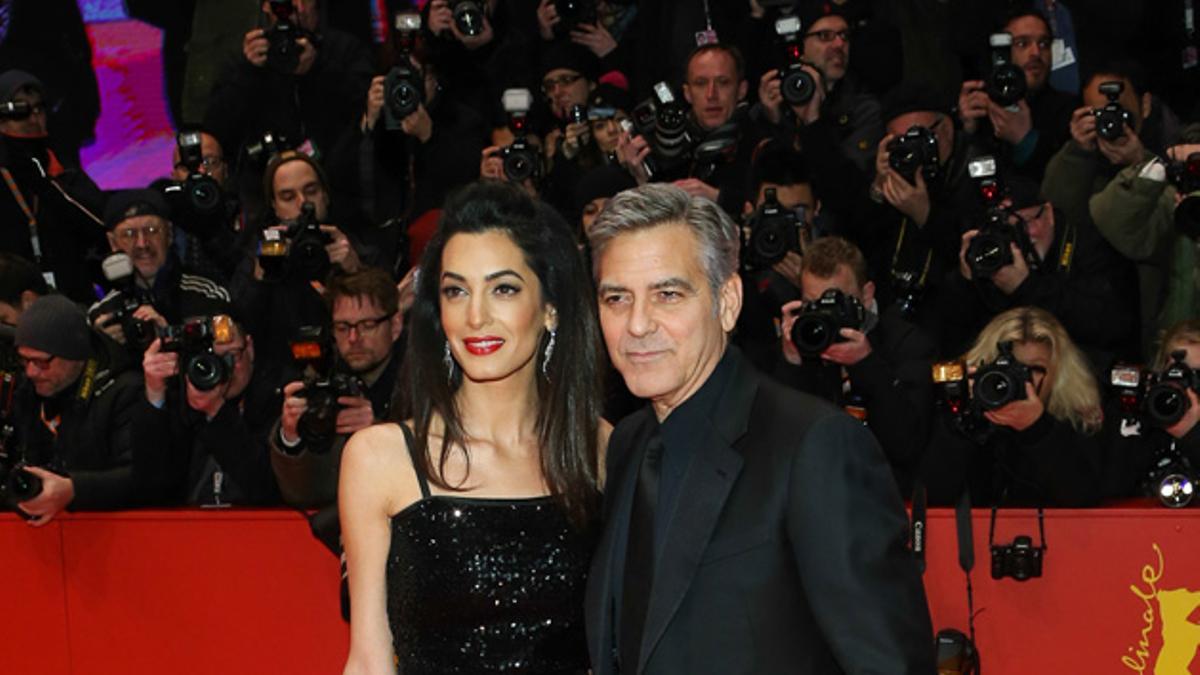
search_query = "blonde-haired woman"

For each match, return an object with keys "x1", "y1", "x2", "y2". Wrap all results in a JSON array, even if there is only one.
[{"x1": 920, "y1": 307, "x2": 1105, "y2": 506}]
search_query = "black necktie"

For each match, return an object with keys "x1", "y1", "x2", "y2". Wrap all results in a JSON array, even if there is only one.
[{"x1": 620, "y1": 434, "x2": 663, "y2": 673}]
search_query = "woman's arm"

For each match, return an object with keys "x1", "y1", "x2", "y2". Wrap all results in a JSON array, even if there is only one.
[{"x1": 339, "y1": 426, "x2": 408, "y2": 675}]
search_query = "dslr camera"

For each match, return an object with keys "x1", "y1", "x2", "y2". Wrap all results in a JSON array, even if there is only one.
[
  {"x1": 971, "y1": 341, "x2": 1033, "y2": 411},
  {"x1": 990, "y1": 534, "x2": 1044, "y2": 581},
  {"x1": 289, "y1": 326, "x2": 365, "y2": 447},
  {"x1": 775, "y1": 16, "x2": 817, "y2": 106},
  {"x1": 0, "y1": 362, "x2": 40, "y2": 509},
  {"x1": 887, "y1": 125, "x2": 940, "y2": 184},
  {"x1": 985, "y1": 33, "x2": 1027, "y2": 108},
  {"x1": 963, "y1": 156, "x2": 1038, "y2": 278},
  {"x1": 1144, "y1": 350, "x2": 1199, "y2": 428},
  {"x1": 1144, "y1": 442, "x2": 1197, "y2": 508},
  {"x1": 264, "y1": 0, "x2": 309, "y2": 74},
  {"x1": 1092, "y1": 80, "x2": 1133, "y2": 142},
  {"x1": 245, "y1": 131, "x2": 294, "y2": 166},
  {"x1": 631, "y1": 81, "x2": 695, "y2": 180},
  {"x1": 99, "y1": 252, "x2": 158, "y2": 352},
  {"x1": 789, "y1": 289, "x2": 866, "y2": 359},
  {"x1": 495, "y1": 88, "x2": 542, "y2": 183},
  {"x1": 741, "y1": 187, "x2": 804, "y2": 271},
  {"x1": 451, "y1": 0, "x2": 486, "y2": 37},
  {"x1": 932, "y1": 342, "x2": 1033, "y2": 439},
  {"x1": 159, "y1": 314, "x2": 237, "y2": 392},
  {"x1": 384, "y1": 13, "x2": 425, "y2": 130},
  {"x1": 260, "y1": 201, "x2": 331, "y2": 282},
  {"x1": 1167, "y1": 152, "x2": 1200, "y2": 238},
  {"x1": 553, "y1": 0, "x2": 596, "y2": 38},
  {"x1": 161, "y1": 131, "x2": 226, "y2": 236}
]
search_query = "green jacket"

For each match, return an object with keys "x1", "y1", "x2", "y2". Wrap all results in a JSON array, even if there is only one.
[{"x1": 1089, "y1": 158, "x2": 1200, "y2": 359}]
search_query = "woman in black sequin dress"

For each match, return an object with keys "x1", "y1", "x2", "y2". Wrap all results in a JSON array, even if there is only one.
[{"x1": 340, "y1": 181, "x2": 608, "y2": 675}]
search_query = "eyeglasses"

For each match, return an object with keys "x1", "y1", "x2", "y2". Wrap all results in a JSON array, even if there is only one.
[
  {"x1": 19, "y1": 354, "x2": 56, "y2": 371},
  {"x1": 174, "y1": 156, "x2": 224, "y2": 173},
  {"x1": 541, "y1": 73, "x2": 583, "y2": 95},
  {"x1": 805, "y1": 29, "x2": 850, "y2": 43},
  {"x1": 114, "y1": 224, "x2": 166, "y2": 242},
  {"x1": 332, "y1": 313, "x2": 395, "y2": 337}
]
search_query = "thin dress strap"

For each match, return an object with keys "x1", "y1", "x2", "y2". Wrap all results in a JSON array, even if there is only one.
[{"x1": 398, "y1": 423, "x2": 431, "y2": 499}]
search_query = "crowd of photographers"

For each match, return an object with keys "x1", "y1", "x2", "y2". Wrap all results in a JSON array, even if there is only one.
[{"x1": 1, "y1": 0, "x2": 1200, "y2": 534}]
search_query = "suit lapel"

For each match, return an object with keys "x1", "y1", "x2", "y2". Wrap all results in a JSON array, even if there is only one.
[
  {"x1": 586, "y1": 407, "x2": 656, "y2": 673},
  {"x1": 637, "y1": 351, "x2": 760, "y2": 672}
]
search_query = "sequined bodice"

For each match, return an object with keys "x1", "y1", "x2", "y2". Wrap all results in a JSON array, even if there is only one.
[{"x1": 386, "y1": 495, "x2": 596, "y2": 674}]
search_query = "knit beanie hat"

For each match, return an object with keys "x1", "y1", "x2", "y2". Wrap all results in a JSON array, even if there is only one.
[{"x1": 15, "y1": 295, "x2": 91, "y2": 360}]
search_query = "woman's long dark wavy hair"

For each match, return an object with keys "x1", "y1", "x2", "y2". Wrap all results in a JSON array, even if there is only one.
[{"x1": 393, "y1": 180, "x2": 604, "y2": 527}]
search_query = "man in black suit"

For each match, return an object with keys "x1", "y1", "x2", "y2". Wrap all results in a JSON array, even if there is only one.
[{"x1": 585, "y1": 183, "x2": 934, "y2": 675}]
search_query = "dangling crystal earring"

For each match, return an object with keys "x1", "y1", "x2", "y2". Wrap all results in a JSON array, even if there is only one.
[
  {"x1": 444, "y1": 341, "x2": 455, "y2": 383},
  {"x1": 541, "y1": 328, "x2": 556, "y2": 377}
]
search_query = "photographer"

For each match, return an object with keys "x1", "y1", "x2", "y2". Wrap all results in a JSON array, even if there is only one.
[
  {"x1": 10, "y1": 296, "x2": 143, "y2": 525},
  {"x1": 616, "y1": 43, "x2": 764, "y2": 216},
  {"x1": 89, "y1": 190, "x2": 232, "y2": 352},
  {"x1": 0, "y1": 252, "x2": 48, "y2": 327},
  {"x1": 204, "y1": 0, "x2": 372, "y2": 193},
  {"x1": 919, "y1": 306, "x2": 1105, "y2": 507},
  {"x1": 1102, "y1": 319, "x2": 1200, "y2": 500},
  {"x1": 134, "y1": 315, "x2": 280, "y2": 506},
  {"x1": 269, "y1": 268, "x2": 405, "y2": 508},
  {"x1": 956, "y1": 9, "x2": 1076, "y2": 182},
  {"x1": 755, "y1": 5, "x2": 882, "y2": 175},
  {"x1": 0, "y1": 70, "x2": 107, "y2": 305},
  {"x1": 942, "y1": 175, "x2": 1138, "y2": 367},
  {"x1": 775, "y1": 237, "x2": 937, "y2": 493},
  {"x1": 530, "y1": 42, "x2": 602, "y2": 214},
  {"x1": 166, "y1": 126, "x2": 244, "y2": 285},
  {"x1": 1088, "y1": 133, "x2": 1200, "y2": 360},
  {"x1": 359, "y1": 48, "x2": 488, "y2": 247}
]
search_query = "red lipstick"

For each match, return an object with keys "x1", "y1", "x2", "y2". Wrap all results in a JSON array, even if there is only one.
[{"x1": 463, "y1": 336, "x2": 505, "y2": 356}]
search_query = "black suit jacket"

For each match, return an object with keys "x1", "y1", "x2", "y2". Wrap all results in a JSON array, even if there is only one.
[{"x1": 586, "y1": 348, "x2": 934, "y2": 675}]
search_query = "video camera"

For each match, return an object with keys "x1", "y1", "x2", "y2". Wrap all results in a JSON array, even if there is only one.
[
  {"x1": 384, "y1": 13, "x2": 425, "y2": 130},
  {"x1": 159, "y1": 314, "x2": 237, "y2": 392},
  {"x1": 161, "y1": 131, "x2": 227, "y2": 237},
  {"x1": 1167, "y1": 152, "x2": 1200, "y2": 238},
  {"x1": 887, "y1": 125, "x2": 940, "y2": 185},
  {"x1": 264, "y1": 0, "x2": 312, "y2": 74},
  {"x1": 741, "y1": 187, "x2": 805, "y2": 272},
  {"x1": 775, "y1": 16, "x2": 817, "y2": 106},
  {"x1": 259, "y1": 202, "x2": 331, "y2": 282},
  {"x1": 495, "y1": 88, "x2": 542, "y2": 183},
  {"x1": 788, "y1": 288, "x2": 866, "y2": 359},
  {"x1": 1093, "y1": 81, "x2": 1133, "y2": 142},
  {"x1": 985, "y1": 33, "x2": 1027, "y2": 108},
  {"x1": 630, "y1": 81, "x2": 695, "y2": 180},
  {"x1": 553, "y1": 0, "x2": 596, "y2": 38},
  {"x1": 451, "y1": 0, "x2": 486, "y2": 37},
  {"x1": 964, "y1": 156, "x2": 1039, "y2": 278},
  {"x1": 289, "y1": 326, "x2": 365, "y2": 447},
  {"x1": 99, "y1": 253, "x2": 157, "y2": 353}
]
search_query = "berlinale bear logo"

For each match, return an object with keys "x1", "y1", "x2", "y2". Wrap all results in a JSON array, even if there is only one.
[{"x1": 1123, "y1": 543, "x2": 1200, "y2": 674}]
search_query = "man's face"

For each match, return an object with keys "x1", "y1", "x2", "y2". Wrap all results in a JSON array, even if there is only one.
[
  {"x1": 683, "y1": 50, "x2": 747, "y2": 131},
  {"x1": 1083, "y1": 76, "x2": 1146, "y2": 135},
  {"x1": 1016, "y1": 201, "x2": 1055, "y2": 260},
  {"x1": 262, "y1": 0, "x2": 319, "y2": 32},
  {"x1": 271, "y1": 159, "x2": 330, "y2": 222},
  {"x1": 1006, "y1": 15, "x2": 1052, "y2": 92},
  {"x1": 172, "y1": 132, "x2": 228, "y2": 186},
  {"x1": 886, "y1": 111, "x2": 953, "y2": 165},
  {"x1": 597, "y1": 222, "x2": 741, "y2": 417},
  {"x1": 18, "y1": 346, "x2": 85, "y2": 398},
  {"x1": 755, "y1": 182, "x2": 815, "y2": 226},
  {"x1": 803, "y1": 15, "x2": 850, "y2": 85},
  {"x1": 800, "y1": 263, "x2": 873, "y2": 305},
  {"x1": 107, "y1": 215, "x2": 173, "y2": 280},
  {"x1": 332, "y1": 295, "x2": 401, "y2": 374},
  {"x1": 0, "y1": 88, "x2": 48, "y2": 138},
  {"x1": 542, "y1": 68, "x2": 592, "y2": 119}
]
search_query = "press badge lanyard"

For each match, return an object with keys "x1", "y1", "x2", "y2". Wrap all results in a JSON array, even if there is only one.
[
  {"x1": 696, "y1": 0, "x2": 717, "y2": 46},
  {"x1": 39, "y1": 404, "x2": 61, "y2": 437},
  {"x1": 0, "y1": 166, "x2": 52, "y2": 287}
]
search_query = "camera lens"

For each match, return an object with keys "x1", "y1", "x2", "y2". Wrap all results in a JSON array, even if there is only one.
[
  {"x1": 1157, "y1": 473, "x2": 1195, "y2": 508},
  {"x1": 299, "y1": 388, "x2": 339, "y2": 444},
  {"x1": 966, "y1": 231, "x2": 1012, "y2": 278},
  {"x1": 975, "y1": 369, "x2": 1019, "y2": 410},
  {"x1": 7, "y1": 467, "x2": 44, "y2": 502},
  {"x1": 503, "y1": 152, "x2": 534, "y2": 182},
  {"x1": 388, "y1": 76, "x2": 421, "y2": 119},
  {"x1": 987, "y1": 63, "x2": 1027, "y2": 108},
  {"x1": 187, "y1": 352, "x2": 228, "y2": 392},
  {"x1": 1147, "y1": 383, "x2": 1190, "y2": 427},
  {"x1": 781, "y1": 67, "x2": 815, "y2": 105},
  {"x1": 748, "y1": 221, "x2": 789, "y2": 268},
  {"x1": 187, "y1": 175, "x2": 222, "y2": 214},
  {"x1": 791, "y1": 314, "x2": 835, "y2": 356},
  {"x1": 453, "y1": 1, "x2": 485, "y2": 36}
]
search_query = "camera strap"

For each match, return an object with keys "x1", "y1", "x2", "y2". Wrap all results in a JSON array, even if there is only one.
[
  {"x1": 0, "y1": 166, "x2": 47, "y2": 273},
  {"x1": 987, "y1": 503, "x2": 1046, "y2": 551},
  {"x1": 890, "y1": 219, "x2": 932, "y2": 290},
  {"x1": 910, "y1": 481, "x2": 927, "y2": 573},
  {"x1": 1054, "y1": 215, "x2": 1076, "y2": 274},
  {"x1": 954, "y1": 489, "x2": 978, "y2": 649}
]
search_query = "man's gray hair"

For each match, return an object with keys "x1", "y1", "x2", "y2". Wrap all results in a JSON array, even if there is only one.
[{"x1": 587, "y1": 184, "x2": 740, "y2": 298}]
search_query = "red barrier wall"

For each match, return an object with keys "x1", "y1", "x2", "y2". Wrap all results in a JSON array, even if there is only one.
[{"x1": 3, "y1": 506, "x2": 1199, "y2": 674}]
